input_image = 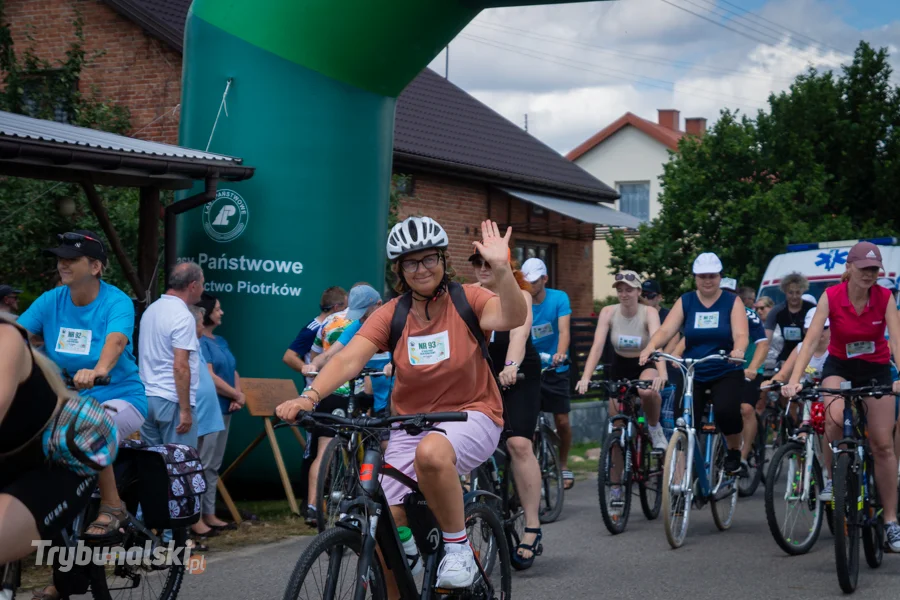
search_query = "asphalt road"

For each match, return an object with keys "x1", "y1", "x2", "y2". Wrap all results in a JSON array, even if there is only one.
[{"x1": 178, "y1": 480, "x2": 900, "y2": 599}]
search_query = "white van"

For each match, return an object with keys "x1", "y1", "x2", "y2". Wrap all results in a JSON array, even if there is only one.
[{"x1": 758, "y1": 237, "x2": 900, "y2": 304}]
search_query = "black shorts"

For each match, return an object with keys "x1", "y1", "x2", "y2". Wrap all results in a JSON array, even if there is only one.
[
  {"x1": 821, "y1": 356, "x2": 892, "y2": 388},
  {"x1": 690, "y1": 370, "x2": 744, "y2": 436},
  {"x1": 1, "y1": 465, "x2": 96, "y2": 539},
  {"x1": 609, "y1": 355, "x2": 644, "y2": 381},
  {"x1": 502, "y1": 369, "x2": 542, "y2": 439},
  {"x1": 742, "y1": 373, "x2": 763, "y2": 406},
  {"x1": 540, "y1": 370, "x2": 571, "y2": 414}
]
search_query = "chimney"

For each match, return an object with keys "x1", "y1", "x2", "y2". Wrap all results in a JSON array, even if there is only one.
[
  {"x1": 685, "y1": 117, "x2": 707, "y2": 137},
  {"x1": 657, "y1": 109, "x2": 680, "y2": 131}
]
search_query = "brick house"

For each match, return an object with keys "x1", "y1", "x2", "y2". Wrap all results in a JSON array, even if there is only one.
[{"x1": 4, "y1": 0, "x2": 628, "y2": 315}]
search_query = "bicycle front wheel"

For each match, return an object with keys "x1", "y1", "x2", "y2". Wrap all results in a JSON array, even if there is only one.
[
  {"x1": 833, "y1": 452, "x2": 861, "y2": 593},
  {"x1": 861, "y1": 454, "x2": 884, "y2": 570},
  {"x1": 535, "y1": 434, "x2": 564, "y2": 524},
  {"x1": 598, "y1": 431, "x2": 632, "y2": 534},
  {"x1": 709, "y1": 435, "x2": 738, "y2": 531},
  {"x1": 662, "y1": 429, "x2": 691, "y2": 549},
  {"x1": 638, "y1": 430, "x2": 663, "y2": 521},
  {"x1": 316, "y1": 437, "x2": 354, "y2": 533},
  {"x1": 739, "y1": 414, "x2": 765, "y2": 497},
  {"x1": 464, "y1": 503, "x2": 512, "y2": 600},
  {"x1": 283, "y1": 527, "x2": 386, "y2": 600},
  {"x1": 764, "y1": 441, "x2": 824, "y2": 555}
]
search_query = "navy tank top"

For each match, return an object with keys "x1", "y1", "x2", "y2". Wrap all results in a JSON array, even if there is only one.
[{"x1": 681, "y1": 291, "x2": 741, "y2": 382}]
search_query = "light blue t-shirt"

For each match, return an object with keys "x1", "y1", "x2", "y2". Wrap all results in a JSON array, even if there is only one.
[
  {"x1": 196, "y1": 354, "x2": 226, "y2": 437},
  {"x1": 200, "y1": 335, "x2": 237, "y2": 415},
  {"x1": 19, "y1": 281, "x2": 147, "y2": 416},
  {"x1": 338, "y1": 320, "x2": 394, "y2": 412},
  {"x1": 531, "y1": 288, "x2": 572, "y2": 373}
]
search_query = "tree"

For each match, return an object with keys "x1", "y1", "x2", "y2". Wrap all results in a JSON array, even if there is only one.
[
  {"x1": 0, "y1": 5, "x2": 144, "y2": 304},
  {"x1": 608, "y1": 41, "x2": 899, "y2": 301}
]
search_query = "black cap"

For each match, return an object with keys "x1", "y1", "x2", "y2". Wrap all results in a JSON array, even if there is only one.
[
  {"x1": 44, "y1": 230, "x2": 108, "y2": 264},
  {"x1": 0, "y1": 285, "x2": 22, "y2": 299},
  {"x1": 641, "y1": 280, "x2": 661, "y2": 294}
]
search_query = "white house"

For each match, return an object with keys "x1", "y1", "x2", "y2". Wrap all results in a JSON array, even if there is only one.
[{"x1": 567, "y1": 109, "x2": 706, "y2": 299}]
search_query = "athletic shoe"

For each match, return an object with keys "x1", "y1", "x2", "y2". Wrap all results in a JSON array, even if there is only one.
[
  {"x1": 739, "y1": 460, "x2": 750, "y2": 478},
  {"x1": 649, "y1": 426, "x2": 668, "y2": 451},
  {"x1": 819, "y1": 479, "x2": 833, "y2": 502},
  {"x1": 885, "y1": 521, "x2": 900, "y2": 553},
  {"x1": 724, "y1": 449, "x2": 742, "y2": 475},
  {"x1": 436, "y1": 543, "x2": 476, "y2": 588}
]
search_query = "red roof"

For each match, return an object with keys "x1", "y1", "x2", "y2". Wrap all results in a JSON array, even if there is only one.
[{"x1": 566, "y1": 112, "x2": 685, "y2": 160}]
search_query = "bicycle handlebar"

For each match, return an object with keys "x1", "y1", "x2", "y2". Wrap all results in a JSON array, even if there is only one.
[
  {"x1": 293, "y1": 410, "x2": 468, "y2": 430},
  {"x1": 304, "y1": 367, "x2": 389, "y2": 379},
  {"x1": 590, "y1": 378, "x2": 656, "y2": 392},
  {"x1": 648, "y1": 351, "x2": 744, "y2": 368},
  {"x1": 61, "y1": 369, "x2": 111, "y2": 388}
]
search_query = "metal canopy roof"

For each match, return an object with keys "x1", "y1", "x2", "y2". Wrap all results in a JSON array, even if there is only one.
[
  {"x1": 500, "y1": 187, "x2": 642, "y2": 230},
  {"x1": 0, "y1": 110, "x2": 255, "y2": 189}
]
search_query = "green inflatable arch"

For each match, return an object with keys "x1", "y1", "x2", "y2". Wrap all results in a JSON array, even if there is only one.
[{"x1": 176, "y1": 0, "x2": 599, "y2": 485}]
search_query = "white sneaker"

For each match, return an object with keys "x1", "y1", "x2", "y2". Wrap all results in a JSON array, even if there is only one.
[
  {"x1": 819, "y1": 478, "x2": 833, "y2": 502},
  {"x1": 649, "y1": 426, "x2": 668, "y2": 452},
  {"x1": 435, "y1": 543, "x2": 476, "y2": 589}
]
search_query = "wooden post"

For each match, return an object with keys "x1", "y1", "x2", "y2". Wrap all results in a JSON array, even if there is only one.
[
  {"x1": 137, "y1": 186, "x2": 161, "y2": 304},
  {"x1": 265, "y1": 417, "x2": 301, "y2": 516}
]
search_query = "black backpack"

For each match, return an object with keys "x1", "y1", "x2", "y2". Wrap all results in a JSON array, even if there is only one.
[{"x1": 387, "y1": 282, "x2": 495, "y2": 374}]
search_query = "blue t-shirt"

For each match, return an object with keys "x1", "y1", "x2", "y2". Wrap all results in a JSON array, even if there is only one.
[
  {"x1": 338, "y1": 320, "x2": 394, "y2": 412},
  {"x1": 744, "y1": 307, "x2": 767, "y2": 374},
  {"x1": 196, "y1": 354, "x2": 225, "y2": 437},
  {"x1": 681, "y1": 291, "x2": 742, "y2": 382},
  {"x1": 531, "y1": 288, "x2": 572, "y2": 372},
  {"x1": 19, "y1": 281, "x2": 147, "y2": 416},
  {"x1": 288, "y1": 317, "x2": 322, "y2": 358},
  {"x1": 200, "y1": 335, "x2": 237, "y2": 414}
]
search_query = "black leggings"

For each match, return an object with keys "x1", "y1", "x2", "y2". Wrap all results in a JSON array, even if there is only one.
[{"x1": 690, "y1": 370, "x2": 744, "y2": 436}]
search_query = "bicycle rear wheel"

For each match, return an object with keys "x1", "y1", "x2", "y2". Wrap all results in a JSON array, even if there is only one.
[
  {"x1": 316, "y1": 437, "x2": 355, "y2": 533},
  {"x1": 463, "y1": 503, "x2": 512, "y2": 600},
  {"x1": 639, "y1": 431, "x2": 663, "y2": 521},
  {"x1": 283, "y1": 527, "x2": 386, "y2": 600},
  {"x1": 535, "y1": 434, "x2": 564, "y2": 524},
  {"x1": 861, "y1": 455, "x2": 884, "y2": 570},
  {"x1": 710, "y1": 434, "x2": 737, "y2": 531},
  {"x1": 662, "y1": 429, "x2": 691, "y2": 549},
  {"x1": 598, "y1": 431, "x2": 632, "y2": 534},
  {"x1": 833, "y1": 452, "x2": 861, "y2": 593},
  {"x1": 764, "y1": 441, "x2": 823, "y2": 555},
  {"x1": 89, "y1": 527, "x2": 189, "y2": 600},
  {"x1": 739, "y1": 414, "x2": 765, "y2": 497}
]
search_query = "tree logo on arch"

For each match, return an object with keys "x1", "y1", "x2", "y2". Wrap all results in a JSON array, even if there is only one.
[{"x1": 203, "y1": 189, "x2": 249, "y2": 243}]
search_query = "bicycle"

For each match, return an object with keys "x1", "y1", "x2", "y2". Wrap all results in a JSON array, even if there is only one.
[
  {"x1": 814, "y1": 384, "x2": 894, "y2": 594},
  {"x1": 1, "y1": 373, "x2": 191, "y2": 600},
  {"x1": 651, "y1": 351, "x2": 744, "y2": 549},
  {"x1": 533, "y1": 364, "x2": 566, "y2": 524},
  {"x1": 763, "y1": 382, "x2": 827, "y2": 556},
  {"x1": 283, "y1": 411, "x2": 511, "y2": 600},
  {"x1": 592, "y1": 379, "x2": 663, "y2": 534},
  {"x1": 312, "y1": 368, "x2": 388, "y2": 532}
]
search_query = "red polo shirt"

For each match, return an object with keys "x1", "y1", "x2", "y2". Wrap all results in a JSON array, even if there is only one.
[{"x1": 826, "y1": 281, "x2": 891, "y2": 363}]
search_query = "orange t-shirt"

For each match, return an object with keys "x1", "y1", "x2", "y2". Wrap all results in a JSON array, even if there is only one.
[{"x1": 357, "y1": 285, "x2": 503, "y2": 426}]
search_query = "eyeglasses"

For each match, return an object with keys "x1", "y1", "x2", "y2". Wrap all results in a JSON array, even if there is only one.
[
  {"x1": 400, "y1": 253, "x2": 441, "y2": 274},
  {"x1": 472, "y1": 258, "x2": 491, "y2": 270},
  {"x1": 642, "y1": 292, "x2": 659, "y2": 300},
  {"x1": 615, "y1": 273, "x2": 639, "y2": 283}
]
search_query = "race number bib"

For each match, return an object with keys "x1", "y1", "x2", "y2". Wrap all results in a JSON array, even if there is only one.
[
  {"x1": 846, "y1": 341, "x2": 875, "y2": 359},
  {"x1": 531, "y1": 322, "x2": 554, "y2": 340},
  {"x1": 783, "y1": 326, "x2": 803, "y2": 342},
  {"x1": 55, "y1": 327, "x2": 92, "y2": 355},
  {"x1": 694, "y1": 312, "x2": 720, "y2": 330},
  {"x1": 408, "y1": 331, "x2": 451, "y2": 366},
  {"x1": 617, "y1": 335, "x2": 642, "y2": 350}
]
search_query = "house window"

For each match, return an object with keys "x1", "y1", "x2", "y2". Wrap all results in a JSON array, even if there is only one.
[
  {"x1": 21, "y1": 71, "x2": 74, "y2": 123},
  {"x1": 618, "y1": 181, "x2": 650, "y2": 222},
  {"x1": 513, "y1": 241, "x2": 555, "y2": 286}
]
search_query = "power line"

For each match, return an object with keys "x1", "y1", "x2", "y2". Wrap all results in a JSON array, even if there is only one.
[
  {"x1": 457, "y1": 33, "x2": 766, "y2": 110},
  {"x1": 716, "y1": 0, "x2": 848, "y2": 54},
  {"x1": 473, "y1": 20, "x2": 798, "y2": 84}
]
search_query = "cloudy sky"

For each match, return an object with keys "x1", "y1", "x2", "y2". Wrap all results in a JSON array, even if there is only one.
[{"x1": 426, "y1": 0, "x2": 900, "y2": 155}]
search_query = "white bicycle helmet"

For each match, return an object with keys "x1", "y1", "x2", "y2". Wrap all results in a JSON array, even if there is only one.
[{"x1": 386, "y1": 216, "x2": 449, "y2": 260}]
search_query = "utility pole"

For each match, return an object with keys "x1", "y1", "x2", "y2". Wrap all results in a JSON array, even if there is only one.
[
  {"x1": 445, "y1": 45, "x2": 449, "y2": 79},
  {"x1": 524, "y1": 113, "x2": 528, "y2": 132}
]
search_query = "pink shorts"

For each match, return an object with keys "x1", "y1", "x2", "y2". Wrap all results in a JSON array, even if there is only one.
[{"x1": 380, "y1": 411, "x2": 501, "y2": 506}]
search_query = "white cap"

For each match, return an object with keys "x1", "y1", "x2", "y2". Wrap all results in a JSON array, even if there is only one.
[
  {"x1": 877, "y1": 277, "x2": 896, "y2": 290},
  {"x1": 804, "y1": 306, "x2": 829, "y2": 329},
  {"x1": 719, "y1": 277, "x2": 737, "y2": 291},
  {"x1": 693, "y1": 252, "x2": 723, "y2": 275},
  {"x1": 801, "y1": 293, "x2": 818, "y2": 305},
  {"x1": 521, "y1": 258, "x2": 548, "y2": 283}
]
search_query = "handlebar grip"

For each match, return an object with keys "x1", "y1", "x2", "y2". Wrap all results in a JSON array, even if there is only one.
[
  {"x1": 420, "y1": 412, "x2": 469, "y2": 423},
  {"x1": 516, "y1": 373, "x2": 525, "y2": 381},
  {"x1": 94, "y1": 376, "x2": 111, "y2": 386}
]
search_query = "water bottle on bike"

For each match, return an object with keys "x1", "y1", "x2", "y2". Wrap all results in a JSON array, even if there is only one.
[{"x1": 398, "y1": 526, "x2": 424, "y2": 576}]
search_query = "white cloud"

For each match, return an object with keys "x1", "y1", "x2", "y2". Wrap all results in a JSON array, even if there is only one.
[{"x1": 425, "y1": 0, "x2": 899, "y2": 154}]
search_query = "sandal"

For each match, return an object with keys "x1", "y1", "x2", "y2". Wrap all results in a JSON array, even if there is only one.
[
  {"x1": 82, "y1": 503, "x2": 129, "y2": 545},
  {"x1": 510, "y1": 527, "x2": 543, "y2": 571},
  {"x1": 210, "y1": 522, "x2": 238, "y2": 532},
  {"x1": 563, "y1": 470, "x2": 575, "y2": 490},
  {"x1": 31, "y1": 586, "x2": 59, "y2": 600},
  {"x1": 189, "y1": 534, "x2": 210, "y2": 552}
]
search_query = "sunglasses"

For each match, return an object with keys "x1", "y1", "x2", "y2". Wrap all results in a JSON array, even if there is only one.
[
  {"x1": 642, "y1": 292, "x2": 659, "y2": 300},
  {"x1": 59, "y1": 232, "x2": 103, "y2": 249},
  {"x1": 472, "y1": 258, "x2": 491, "y2": 270},
  {"x1": 615, "y1": 273, "x2": 639, "y2": 283},
  {"x1": 400, "y1": 253, "x2": 441, "y2": 274}
]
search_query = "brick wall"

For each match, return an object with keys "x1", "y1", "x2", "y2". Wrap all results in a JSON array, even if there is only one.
[
  {"x1": 5, "y1": 0, "x2": 183, "y2": 143},
  {"x1": 397, "y1": 171, "x2": 594, "y2": 316}
]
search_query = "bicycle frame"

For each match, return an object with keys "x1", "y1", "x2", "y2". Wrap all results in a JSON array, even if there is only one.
[{"x1": 782, "y1": 396, "x2": 823, "y2": 504}]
